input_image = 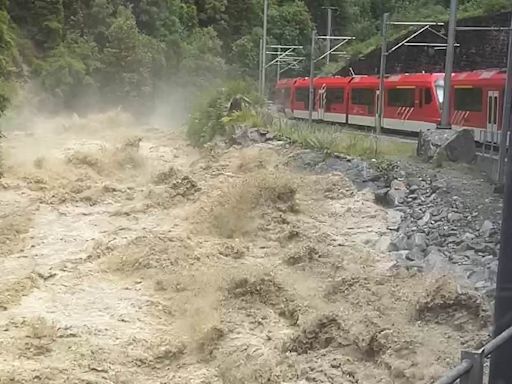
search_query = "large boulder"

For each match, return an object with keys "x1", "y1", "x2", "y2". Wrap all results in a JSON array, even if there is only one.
[
  {"x1": 417, "y1": 128, "x2": 476, "y2": 164},
  {"x1": 230, "y1": 126, "x2": 273, "y2": 146}
]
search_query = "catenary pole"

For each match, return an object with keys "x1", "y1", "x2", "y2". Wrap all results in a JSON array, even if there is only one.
[
  {"x1": 327, "y1": 8, "x2": 333, "y2": 65},
  {"x1": 498, "y1": 16, "x2": 512, "y2": 183},
  {"x1": 261, "y1": 0, "x2": 268, "y2": 97},
  {"x1": 377, "y1": 12, "x2": 389, "y2": 135},
  {"x1": 439, "y1": 0, "x2": 458, "y2": 129},
  {"x1": 308, "y1": 30, "x2": 316, "y2": 128},
  {"x1": 490, "y1": 15, "x2": 512, "y2": 384},
  {"x1": 258, "y1": 38, "x2": 263, "y2": 95},
  {"x1": 277, "y1": 46, "x2": 281, "y2": 82}
]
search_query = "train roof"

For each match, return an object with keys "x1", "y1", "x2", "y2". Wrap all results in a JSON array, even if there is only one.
[
  {"x1": 314, "y1": 76, "x2": 352, "y2": 86},
  {"x1": 294, "y1": 78, "x2": 312, "y2": 87},
  {"x1": 349, "y1": 75, "x2": 379, "y2": 87},
  {"x1": 385, "y1": 73, "x2": 444, "y2": 86},
  {"x1": 275, "y1": 78, "x2": 296, "y2": 88},
  {"x1": 452, "y1": 69, "x2": 506, "y2": 86}
]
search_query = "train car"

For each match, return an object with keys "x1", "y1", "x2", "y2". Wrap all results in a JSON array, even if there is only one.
[
  {"x1": 383, "y1": 73, "x2": 444, "y2": 132},
  {"x1": 315, "y1": 76, "x2": 352, "y2": 124},
  {"x1": 347, "y1": 76, "x2": 379, "y2": 127},
  {"x1": 451, "y1": 70, "x2": 507, "y2": 143},
  {"x1": 275, "y1": 70, "x2": 508, "y2": 143},
  {"x1": 274, "y1": 78, "x2": 295, "y2": 117}
]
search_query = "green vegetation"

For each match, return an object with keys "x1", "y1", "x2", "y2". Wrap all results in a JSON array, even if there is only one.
[
  {"x1": 186, "y1": 81, "x2": 264, "y2": 147},
  {"x1": 0, "y1": 0, "x2": 507, "y2": 114},
  {"x1": 186, "y1": 83, "x2": 415, "y2": 158},
  {"x1": 269, "y1": 119, "x2": 416, "y2": 159}
]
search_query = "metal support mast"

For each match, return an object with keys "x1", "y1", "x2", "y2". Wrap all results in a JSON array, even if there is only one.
[
  {"x1": 276, "y1": 47, "x2": 281, "y2": 82},
  {"x1": 498, "y1": 16, "x2": 512, "y2": 183},
  {"x1": 308, "y1": 30, "x2": 316, "y2": 128},
  {"x1": 490, "y1": 15, "x2": 512, "y2": 384},
  {"x1": 261, "y1": 0, "x2": 269, "y2": 97},
  {"x1": 439, "y1": 0, "x2": 458, "y2": 129},
  {"x1": 324, "y1": 7, "x2": 335, "y2": 65},
  {"x1": 258, "y1": 38, "x2": 263, "y2": 94},
  {"x1": 377, "y1": 12, "x2": 389, "y2": 135}
]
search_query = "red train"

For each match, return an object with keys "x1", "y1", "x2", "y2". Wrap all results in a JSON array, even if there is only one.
[{"x1": 274, "y1": 69, "x2": 508, "y2": 142}]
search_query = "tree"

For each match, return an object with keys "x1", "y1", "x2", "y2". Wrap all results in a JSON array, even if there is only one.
[
  {"x1": 11, "y1": 0, "x2": 65, "y2": 50},
  {"x1": 123, "y1": 0, "x2": 182, "y2": 39},
  {"x1": 100, "y1": 6, "x2": 165, "y2": 105},
  {"x1": 34, "y1": 36, "x2": 100, "y2": 109},
  {"x1": 178, "y1": 27, "x2": 225, "y2": 86},
  {"x1": 230, "y1": 29, "x2": 261, "y2": 77},
  {"x1": 268, "y1": 1, "x2": 312, "y2": 46}
]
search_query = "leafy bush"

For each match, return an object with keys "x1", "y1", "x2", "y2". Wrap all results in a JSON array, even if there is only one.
[{"x1": 186, "y1": 81, "x2": 263, "y2": 147}]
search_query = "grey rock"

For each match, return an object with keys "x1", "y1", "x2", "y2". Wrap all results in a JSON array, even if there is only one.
[
  {"x1": 467, "y1": 242, "x2": 485, "y2": 252},
  {"x1": 447, "y1": 212, "x2": 463, "y2": 222},
  {"x1": 462, "y1": 232, "x2": 476, "y2": 242},
  {"x1": 374, "y1": 188, "x2": 390, "y2": 206},
  {"x1": 390, "y1": 179, "x2": 407, "y2": 190},
  {"x1": 387, "y1": 210, "x2": 403, "y2": 230},
  {"x1": 433, "y1": 209, "x2": 448, "y2": 221},
  {"x1": 409, "y1": 185, "x2": 419, "y2": 193},
  {"x1": 455, "y1": 242, "x2": 470, "y2": 253},
  {"x1": 432, "y1": 179, "x2": 447, "y2": 192},
  {"x1": 406, "y1": 247, "x2": 425, "y2": 261},
  {"x1": 466, "y1": 269, "x2": 486, "y2": 284},
  {"x1": 231, "y1": 127, "x2": 270, "y2": 146},
  {"x1": 386, "y1": 180, "x2": 408, "y2": 206},
  {"x1": 475, "y1": 281, "x2": 490, "y2": 290},
  {"x1": 387, "y1": 189, "x2": 406, "y2": 207},
  {"x1": 412, "y1": 209, "x2": 424, "y2": 220},
  {"x1": 390, "y1": 250, "x2": 410, "y2": 262},
  {"x1": 482, "y1": 255, "x2": 496, "y2": 264},
  {"x1": 480, "y1": 220, "x2": 494, "y2": 237},
  {"x1": 462, "y1": 250, "x2": 478, "y2": 259},
  {"x1": 417, "y1": 128, "x2": 476, "y2": 164},
  {"x1": 389, "y1": 233, "x2": 409, "y2": 252},
  {"x1": 483, "y1": 243, "x2": 498, "y2": 256},
  {"x1": 449, "y1": 253, "x2": 472, "y2": 265},
  {"x1": 409, "y1": 233, "x2": 427, "y2": 251},
  {"x1": 446, "y1": 236, "x2": 464, "y2": 246},
  {"x1": 424, "y1": 247, "x2": 446, "y2": 273},
  {"x1": 417, "y1": 212, "x2": 431, "y2": 227}
]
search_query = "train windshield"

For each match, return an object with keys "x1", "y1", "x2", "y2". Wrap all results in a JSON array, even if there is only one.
[{"x1": 435, "y1": 80, "x2": 444, "y2": 105}]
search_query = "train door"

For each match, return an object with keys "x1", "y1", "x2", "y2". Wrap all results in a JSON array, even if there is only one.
[
  {"x1": 487, "y1": 90, "x2": 499, "y2": 144},
  {"x1": 318, "y1": 84, "x2": 327, "y2": 120}
]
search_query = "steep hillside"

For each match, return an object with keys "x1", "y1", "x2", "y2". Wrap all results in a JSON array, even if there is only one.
[{"x1": 0, "y1": 0, "x2": 510, "y2": 114}]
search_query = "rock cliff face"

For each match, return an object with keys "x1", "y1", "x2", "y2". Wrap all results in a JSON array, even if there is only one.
[{"x1": 336, "y1": 11, "x2": 511, "y2": 76}]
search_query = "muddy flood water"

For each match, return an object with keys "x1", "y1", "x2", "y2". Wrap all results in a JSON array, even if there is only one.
[{"x1": 0, "y1": 111, "x2": 490, "y2": 383}]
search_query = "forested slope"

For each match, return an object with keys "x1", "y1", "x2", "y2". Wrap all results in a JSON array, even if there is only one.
[{"x1": 0, "y1": 0, "x2": 509, "y2": 114}]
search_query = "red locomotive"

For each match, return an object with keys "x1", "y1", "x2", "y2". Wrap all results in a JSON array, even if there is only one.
[{"x1": 274, "y1": 69, "x2": 508, "y2": 141}]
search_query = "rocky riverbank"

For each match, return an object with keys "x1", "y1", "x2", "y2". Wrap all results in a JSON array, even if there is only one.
[{"x1": 288, "y1": 144, "x2": 502, "y2": 302}]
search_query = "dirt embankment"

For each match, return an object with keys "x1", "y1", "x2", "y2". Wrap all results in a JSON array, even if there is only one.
[{"x1": 0, "y1": 110, "x2": 490, "y2": 383}]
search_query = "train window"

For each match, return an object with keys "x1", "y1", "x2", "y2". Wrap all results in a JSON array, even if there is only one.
[
  {"x1": 455, "y1": 88, "x2": 483, "y2": 112},
  {"x1": 424, "y1": 88, "x2": 433, "y2": 105},
  {"x1": 326, "y1": 88, "x2": 344, "y2": 104},
  {"x1": 295, "y1": 88, "x2": 309, "y2": 104},
  {"x1": 351, "y1": 88, "x2": 374, "y2": 106},
  {"x1": 387, "y1": 88, "x2": 415, "y2": 107}
]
